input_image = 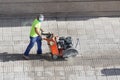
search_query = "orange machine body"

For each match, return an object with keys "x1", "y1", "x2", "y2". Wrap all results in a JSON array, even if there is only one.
[{"x1": 44, "y1": 36, "x2": 62, "y2": 56}]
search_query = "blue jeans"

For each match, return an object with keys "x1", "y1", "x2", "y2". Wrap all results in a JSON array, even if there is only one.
[{"x1": 24, "y1": 36, "x2": 42, "y2": 56}]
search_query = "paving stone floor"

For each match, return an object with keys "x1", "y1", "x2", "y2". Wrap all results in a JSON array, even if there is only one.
[{"x1": 0, "y1": 17, "x2": 120, "y2": 80}]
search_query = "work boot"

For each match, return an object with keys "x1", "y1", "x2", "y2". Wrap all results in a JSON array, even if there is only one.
[
  {"x1": 23, "y1": 55, "x2": 30, "y2": 60},
  {"x1": 37, "y1": 52, "x2": 42, "y2": 55},
  {"x1": 36, "y1": 53, "x2": 42, "y2": 56}
]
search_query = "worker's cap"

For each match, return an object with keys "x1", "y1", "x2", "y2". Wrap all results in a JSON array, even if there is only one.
[{"x1": 39, "y1": 14, "x2": 44, "y2": 22}]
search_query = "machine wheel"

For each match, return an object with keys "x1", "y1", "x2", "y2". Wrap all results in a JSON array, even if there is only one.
[{"x1": 52, "y1": 55, "x2": 58, "y2": 60}]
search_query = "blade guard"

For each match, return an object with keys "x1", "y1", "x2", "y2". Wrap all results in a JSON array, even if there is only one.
[{"x1": 63, "y1": 48, "x2": 78, "y2": 58}]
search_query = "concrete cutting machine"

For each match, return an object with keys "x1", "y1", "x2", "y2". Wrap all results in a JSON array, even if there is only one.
[{"x1": 43, "y1": 33, "x2": 78, "y2": 59}]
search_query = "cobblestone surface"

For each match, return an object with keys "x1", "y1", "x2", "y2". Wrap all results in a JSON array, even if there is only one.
[{"x1": 0, "y1": 17, "x2": 120, "y2": 80}]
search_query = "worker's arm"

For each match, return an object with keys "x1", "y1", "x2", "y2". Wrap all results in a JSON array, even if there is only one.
[
  {"x1": 40, "y1": 28, "x2": 44, "y2": 32},
  {"x1": 35, "y1": 27, "x2": 42, "y2": 38}
]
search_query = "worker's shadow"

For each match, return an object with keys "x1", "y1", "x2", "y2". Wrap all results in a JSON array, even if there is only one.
[{"x1": 0, "y1": 52, "x2": 67, "y2": 62}]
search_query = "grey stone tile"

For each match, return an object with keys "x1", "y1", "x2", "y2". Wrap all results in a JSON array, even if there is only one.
[
  {"x1": 55, "y1": 67, "x2": 64, "y2": 71},
  {"x1": 64, "y1": 70, "x2": 76, "y2": 77},
  {"x1": 97, "y1": 76, "x2": 107, "y2": 80},
  {"x1": 24, "y1": 72, "x2": 35, "y2": 79},
  {"x1": 89, "y1": 44, "x2": 100, "y2": 50},
  {"x1": 23, "y1": 61, "x2": 34, "y2": 67},
  {"x1": 67, "y1": 29, "x2": 78, "y2": 35},
  {"x1": 3, "y1": 72, "x2": 14, "y2": 80},
  {"x1": 79, "y1": 35, "x2": 88, "y2": 40},
  {"x1": 85, "y1": 71, "x2": 96, "y2": 76},
  {"x1": 14, "y1": 72, "x2": 25, "y2": 79},
  {"x1": 14, "y1": 67, "x2": 24, "y2": 72},
  {"x1": 13, "y1": 45, "x2": 23, "y2": 53},
  {"x1": 44, "y1": 70, "x2": 55, "y2": 77},
  {"x1": 0, "y1": 66, "x2": 3, "y2": 72},
  {"x1": 95, "y1": 30, "x2": 105, "y2": 35},
  {"x1": 106, "y1": 34, "x2": 115, "y2": 38},
  {"x1": 15, "y1": 78, "x2": 24, "y2": 80},
  {"x1": 3, "y1": 66, "x2": 14, "y2": 72},
  {"x1": 117, "y1": 76, "x2": 120, "y2": 80},
  {"x1": 13, "y1": 36, "x2": 21, "y2": 41},
  {"x1": 21, "y1": 36, "x2": 29, "y2": 40},
  {"x1": 35, "y1": 67, "x2": 44, "y2": 72},
  {"x1": 59, "y1": 30, "x2": 68, "y2": 35},
  {"x1": 55, "y1": 77, "x2": 66, "y2": 80},
  {"x1": 77, "y1": 29, "x2": 86, "y2": 35},
  {"x1": 96, "y1": 34, "x2": 106, "y2": 39},
  {"x1": 0, "y1": 73, "x2": 3, "y2": 80},
  {"x1": 67, "y1": 74, "x2": 77, "y2": 80},
  {"x1": 76, "y1": 76, "x2": 86, "y2": 80},
  {"x1": 95, "y1": 69, "x2": 103, "y2": 76},
  {"x1": 55, "y1": 70, "x2": 65, "y2": 77},
  {"x1": 53, "y1": 61, "x2": 66, "y2": 66},
  {"x1": 34, "y1": 71, "x2": 43, "y2": 77},
  {"x1": 33, "y1": 60, "x2": 44, "y2": 67},
  {"x1": 0, "y1": 41, "x2": 14, "y2": 46},
  {"x1": 35, "y1": 77, "x2": 48, "y2": 80},
  {"x1": 44, "y1": 66, "x2": 54, "y2": 71},
  {"x1": 85, "y1": 76, "x2": 97, "y2": 80},
  {"x1": 2, "y1": 36, "x2": 13, "y2": 41},
  {"x1": 13, "y1": 61, "x2": 24, "y2": 67},
  {"x1": 107, "y1": 76, "x2": 118, "y2": 80},
  {"x1": 24, "y1": 78, "x2": 35, "y2": 80},
  {"x1": 84, "y1": 66, "x2": 95, "y2": 71},
  {"x1": 0, "y1": 36, "x2": 3, "y2": 41},
  {"x1": 79, "y1": 71, "x2": 86, "y2": 76}
]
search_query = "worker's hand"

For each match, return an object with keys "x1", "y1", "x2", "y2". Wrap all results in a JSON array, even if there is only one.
[
  {"x1": 49, "y1": 32, "x2": 52, "y2": 34},
  {"x1": 39, "y1": 36, "x2": 42, "y2": 40}
]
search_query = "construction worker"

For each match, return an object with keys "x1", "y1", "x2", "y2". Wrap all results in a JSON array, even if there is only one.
[{"x1": 23, "y1": 14, "x2": 44, "y2": 60}]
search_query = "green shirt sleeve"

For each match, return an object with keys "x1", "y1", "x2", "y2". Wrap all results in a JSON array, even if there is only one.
[
  {"x1": 30, "y1": 19, "x2": 42, "y2": 37},
  {"x1": 35, "y1": 23, "x2": 41, "y2": 28}
]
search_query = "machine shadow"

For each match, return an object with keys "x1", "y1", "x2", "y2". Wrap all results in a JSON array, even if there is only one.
[{"x1": 0, "y1": 52, "x2": 67, "y2": 62}]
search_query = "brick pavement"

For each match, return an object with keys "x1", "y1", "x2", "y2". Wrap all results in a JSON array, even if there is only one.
[{"x1": 0, "y1": 17, "x2": 120, "y2": 80}]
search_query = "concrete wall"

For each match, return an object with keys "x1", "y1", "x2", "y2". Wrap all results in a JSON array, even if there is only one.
[{"x1": 0, "y1": 0, "x2": 120, "y2": 17}]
